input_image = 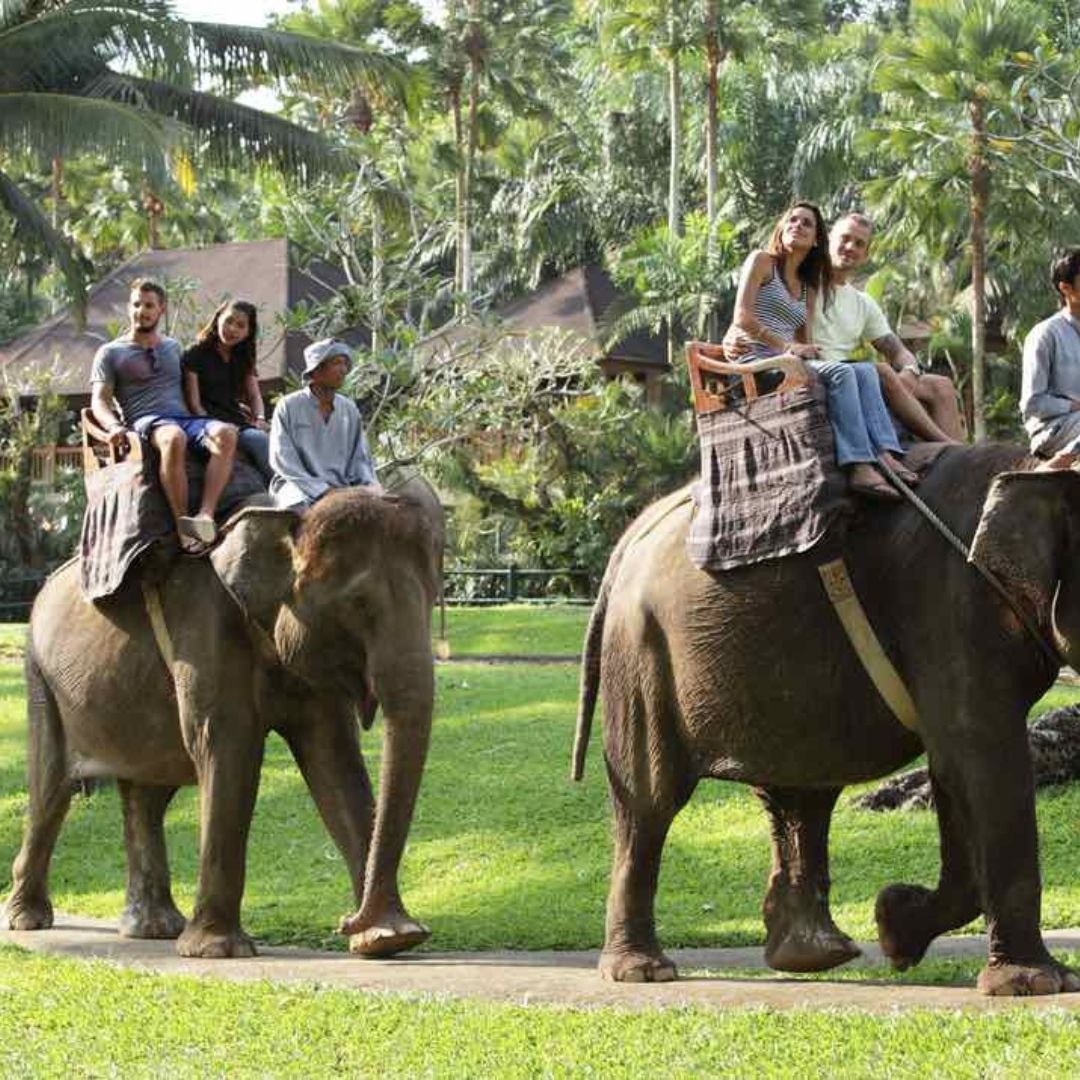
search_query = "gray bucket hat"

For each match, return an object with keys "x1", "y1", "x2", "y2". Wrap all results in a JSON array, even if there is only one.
[{"x1": 302, "y1": 338, "x2": 353, "y2": 381}]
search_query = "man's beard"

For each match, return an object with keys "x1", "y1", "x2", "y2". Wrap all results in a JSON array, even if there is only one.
[{"x1": 132, "y1": 315, "x2": 160, "y2": 334}]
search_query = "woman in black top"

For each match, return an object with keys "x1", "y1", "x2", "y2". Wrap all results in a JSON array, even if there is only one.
[{"x1": 182, "y1": 299, "x2": 272, "y2": 481}]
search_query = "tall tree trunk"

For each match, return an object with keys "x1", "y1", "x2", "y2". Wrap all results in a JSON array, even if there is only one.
[
  {"x1": 667, "y1": 9, "x2": 682, "y2": 240},
  {"x1": 371, "y1": 202, "x2": 384, "y2": 357},
  {"x1": 462, "y1": 0, "x2": 482, "y2": 313},
  {"x1": 704, "y1": 5, "x2": 722, "y2": 340},
  {"x1": 969, "y1": 98, "x2": 989, "y2": 443},
  {"x1": 49, "y1": 157, "x2": 64, "y2": 315},
  {"x1": 450, "y1": 84, "x2": 465, "y2": 310}
]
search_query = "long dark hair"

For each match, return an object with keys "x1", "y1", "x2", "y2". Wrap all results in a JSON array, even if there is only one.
[
  {"x1": 196, "y1": 299, "x2": 258, "y2": 384},
  {"x1": 767, "y1": 202, "x2": 833, "y2": 310}
]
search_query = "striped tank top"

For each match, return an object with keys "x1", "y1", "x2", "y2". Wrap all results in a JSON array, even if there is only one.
[{"x1": 747, "y1": 263, "x2": 807, "y2": 359}]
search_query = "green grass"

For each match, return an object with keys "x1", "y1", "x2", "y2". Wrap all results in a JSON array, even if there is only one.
[
  {"x1": 3, "y1": 655, "x2": 1080, "y2": 954},
  {"x1": 434, "y1": 603, "x2": 589, "y2": 656},
  {"x1": 2, "y1": 946, "x2": 1080, "y2": 1078}
]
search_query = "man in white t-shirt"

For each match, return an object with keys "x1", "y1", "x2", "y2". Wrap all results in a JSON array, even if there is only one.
[{"x1": 813, "y1": 213, "x2": 964, "y2": 442}]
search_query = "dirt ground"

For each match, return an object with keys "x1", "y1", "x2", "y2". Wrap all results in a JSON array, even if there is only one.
[{"x1": 5, "y1": 915, "x2": 1080, "y2": 1013}]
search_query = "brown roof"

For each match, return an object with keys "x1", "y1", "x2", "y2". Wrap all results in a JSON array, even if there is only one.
[
  {"x1": 0, "y1": 239, "x2": 366, "y2": 398},
  {"x1": 419, "y1": 265, "x2": 668, "y2": 370}
]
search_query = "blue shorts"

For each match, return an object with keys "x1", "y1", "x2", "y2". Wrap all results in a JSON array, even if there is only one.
[{"x1": 133, "y1": 414, "x2": 225, "y2": 454}]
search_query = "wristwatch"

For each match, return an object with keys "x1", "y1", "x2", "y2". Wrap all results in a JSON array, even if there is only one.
[{"x1": 900, "y1": 363, "x2": 922, "y2": 378}]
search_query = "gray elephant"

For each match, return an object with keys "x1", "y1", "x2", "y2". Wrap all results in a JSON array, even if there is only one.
[
  {"x1": 4, "y1": 479, "x2": 442, "y2": 959},
  {"x1": 573, "y1": 444, "x2": 1080, "y2": 996}
]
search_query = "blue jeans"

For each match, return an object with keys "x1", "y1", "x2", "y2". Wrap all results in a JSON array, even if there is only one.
[
  {"x1": 808, "y1": 361, "x2": 901, "y2": 466},
  {"x1": 237, "y1": 426, "x2": 272, "y2": 482}
]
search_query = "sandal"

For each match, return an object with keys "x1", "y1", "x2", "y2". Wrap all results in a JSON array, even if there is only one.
[
  {"x1": 179, "y1": 534, "x2": 212, "y2": 557},
  {"x1": 178, "y1": 514, "x2": 217, "y2": 545}
]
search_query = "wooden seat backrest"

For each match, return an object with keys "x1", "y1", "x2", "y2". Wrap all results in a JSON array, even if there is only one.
[
  {"x1": 81, "y1": 408, "x2": 143, "y2": 473},
  {"x1": 686, "y1": 341, "x2": 810, "y2": 417}
]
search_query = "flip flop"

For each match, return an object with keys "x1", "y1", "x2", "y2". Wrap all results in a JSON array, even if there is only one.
[
  {"x1": 849, "y1": 478, "x2": 902, "y2": 502},
  {"x1": 178, "y1": 514, "x2": 217, "y2": 545},
  {"x1": 179, "y1": 534, "x2": 213, "y2": 557}
]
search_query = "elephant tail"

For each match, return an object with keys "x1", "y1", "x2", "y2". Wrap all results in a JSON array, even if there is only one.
[{"x1": 571, "y1": 571, "x2": 610, "y2": 782}]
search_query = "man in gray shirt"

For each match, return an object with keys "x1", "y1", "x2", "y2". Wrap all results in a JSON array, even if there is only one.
[
  {"x1": 90, "y1": 279, "x2": 239, "y2": 552},
  {"x1": 269, "y1": 339, "x2": 382, "y2": 509},
  {"x1": 1021, "y1": 249, "x2": 1080, "y2": 469}
]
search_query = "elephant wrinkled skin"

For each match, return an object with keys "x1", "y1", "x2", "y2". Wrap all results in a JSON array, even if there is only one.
[
  {"x1": 573, "y1": 443, "x2": 1080, "y2": 996},
  {"x1": 4, "y1": 480, "x2": 442, "y2": 960}
]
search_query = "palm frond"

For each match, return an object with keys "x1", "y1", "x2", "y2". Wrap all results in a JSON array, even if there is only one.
[
  {"x1": 0, "y1": 165, "x2": 88, "y2": 311},
  {"x1": 0, "y1": 92, "x2": 171, "y2": 180},
  {"x1": 185, "y1": 22, "x2": 411, "y2": 104},
  {"x1": 90, "y1": 74, "x2": 348, "y2": 178},
  {"x1": 0, "y1": 0, "x2": 179, "y2": 88}
]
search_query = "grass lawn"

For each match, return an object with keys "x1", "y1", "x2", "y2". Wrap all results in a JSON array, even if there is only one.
[
  {"x1": 434, "y1": 603, "x2": 589, "y2": 656},
  {"x1": 3, "y1": 946, "x2": 1080, "y2": 1078}
]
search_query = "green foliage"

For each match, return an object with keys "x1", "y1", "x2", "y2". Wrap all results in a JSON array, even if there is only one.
[{"x1": 0, "y1": 375, "x2": 83, "y2": 572}]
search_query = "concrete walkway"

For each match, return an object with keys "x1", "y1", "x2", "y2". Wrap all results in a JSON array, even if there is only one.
[{"x1": 4, "y1": 916, "x2": 1080, "y2": 1013}]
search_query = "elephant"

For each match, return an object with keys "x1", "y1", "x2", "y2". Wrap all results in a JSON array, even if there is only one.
[
  {"x1": 4, "y1": 478, "x2": 442, "y2": 959},
  {"x1": 572, "y1": 442, "x2": 1080, "y2": 996}
]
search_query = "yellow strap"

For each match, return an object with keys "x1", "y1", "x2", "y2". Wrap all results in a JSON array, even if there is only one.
[
  {"x1": 141, "y1": 579, "x2": 175, "y2": 672},
  {"x1": 818, "y1": 558, "x2": 919, "y2": 733}
]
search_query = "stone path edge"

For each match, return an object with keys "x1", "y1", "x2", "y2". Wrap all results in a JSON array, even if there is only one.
[{"x1": 4, "y1": 916, "x2": 1080, "y2": 1014}]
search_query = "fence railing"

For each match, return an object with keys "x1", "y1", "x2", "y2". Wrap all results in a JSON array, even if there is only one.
[
  {"x1": 0, "y1": 565, "x2": 595, "y2": 621},
  {"x1": 0, "y1": 447, "x2": 84, "y2": 485},
  {"x1": 443, "y1": 567, "x2": 593, "y2": 605}
]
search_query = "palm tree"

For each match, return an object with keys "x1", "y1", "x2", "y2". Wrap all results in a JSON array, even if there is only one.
[
  {"x1": 0, "y1": 0, "x2": 407, "y2": 305},
  {"x1": 871, "y1": 0, "x2": 1044, "y2": 440},
  {"x1": 595, "y1": 0, "x2": 690, "y2": 239}
]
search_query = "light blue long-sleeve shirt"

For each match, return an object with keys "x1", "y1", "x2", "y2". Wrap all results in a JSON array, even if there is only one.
[
  {"x1": 269, "y1": 387, "x2": 376, "y2": 509},
  {"x1": 1021, "y1": 309, "x2": 1080, "y2": 451}
]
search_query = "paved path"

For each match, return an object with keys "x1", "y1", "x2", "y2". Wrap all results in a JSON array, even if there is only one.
[{"x1": 5, "y1": 916, "x2": 1080, "y2": 1013}]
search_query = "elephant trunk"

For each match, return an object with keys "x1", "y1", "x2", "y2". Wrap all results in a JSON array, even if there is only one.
[{"x1": 354, "y1": 626, "x2": 434, "y2": 933}]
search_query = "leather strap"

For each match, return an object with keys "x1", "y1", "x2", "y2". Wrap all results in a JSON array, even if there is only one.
[
  {"x1": 818, "y1": 558, "x2": 919, "y2": 733},
  {"x1": 141, "y1": 579, "x2": 175, "y2": 672}
]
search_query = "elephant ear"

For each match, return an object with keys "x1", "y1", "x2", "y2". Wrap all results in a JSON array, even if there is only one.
[
  {"x1": 210, "y1": 505, "x2": 300, "y2": 632},
  {"x1": 968, "y1": 471, "x2": 1074, "y2": 633}
]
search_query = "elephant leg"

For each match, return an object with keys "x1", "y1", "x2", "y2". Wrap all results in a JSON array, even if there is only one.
[
  {"x1": 338, "y1": 651, "x2": 433, "y2": 958},
  {"x1": 278, "y1": 693, "x2": 375, "y2": 907},
  {"x1": 5, "y1": 655, "x2": 70, "y2": 931},
  {"x1": 175, "y1": 694, "x2": 264, "y2": 960},
  {"x1": 876, "y1": 767, "x2": 980, "y2": 971},
  {"x1": 894, "y1": 728, "x2": 1077, "y2": 996},
  {"x1": 599, "y1": 778, "x2": 689, "y2": 983},
  {"x1": 117, "y1": 781, "x2": 186, "y2": 939},
  {"x1": 755, "y1": 785, "x2": 861, "y2": 973}
]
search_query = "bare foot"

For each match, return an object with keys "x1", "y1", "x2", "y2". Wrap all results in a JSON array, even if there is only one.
[
  {"x1": 848, "y1": 463, "x2": 901, "y2": 502},
  {"x1": 1036, "y1": 452, "x2": 1080, "y2": 472},
  {"x1": 878, "y1": 452, "x2": 919, "y2": 485}
]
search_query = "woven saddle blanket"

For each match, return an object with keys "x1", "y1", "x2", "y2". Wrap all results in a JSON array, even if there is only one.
[{"x1": 80, "y1": 451, "x2": 268, "y2": 601}]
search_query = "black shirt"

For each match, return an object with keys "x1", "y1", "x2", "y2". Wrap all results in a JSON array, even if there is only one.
[{"x1": 180, "y1": 342, "x2": 253, "y2": 427}]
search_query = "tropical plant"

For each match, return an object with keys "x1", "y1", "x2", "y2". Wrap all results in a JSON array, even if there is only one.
[
  {"x1": 869, "y1": 0, "x2": 1046, "y2": 440},
  {"x1": 0, "y1": 0, "x2": 407, "y2": 305}
]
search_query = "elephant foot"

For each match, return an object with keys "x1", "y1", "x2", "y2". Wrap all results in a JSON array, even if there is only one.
[
  {"x1": 119, "y1": 900, "x2": 186, "y2": 940},
  {"x1": 3, "y1": 890, "x2": 53, "y2": 931},
  {"x1": 977, "y1": 958, "x2": 1080, "y2": 997},
  {"x1": 176, "y1": 922, "x2": 257, "y2": 959},
  {"x1": 875, "y1": 883, "x2": 938, "y2": 971},
  {"x1": 598, "y1": 947, "x2": 678, "y2": 983},
  {"x1": 765, "y1": 923, "x2": 861, "y2": 973},
  {"x1": 342, "y1": 909, "x2": 430, "y2": 958}
]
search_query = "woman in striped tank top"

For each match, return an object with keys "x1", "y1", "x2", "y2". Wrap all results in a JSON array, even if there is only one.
[{"x1": 724, "y1": 202, "x2": 914, "y2": 501}]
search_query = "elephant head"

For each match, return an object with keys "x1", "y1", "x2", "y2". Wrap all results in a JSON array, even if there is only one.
[{"x1": 969, "y1": 469, "x2": 1080, "y2": 668}]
